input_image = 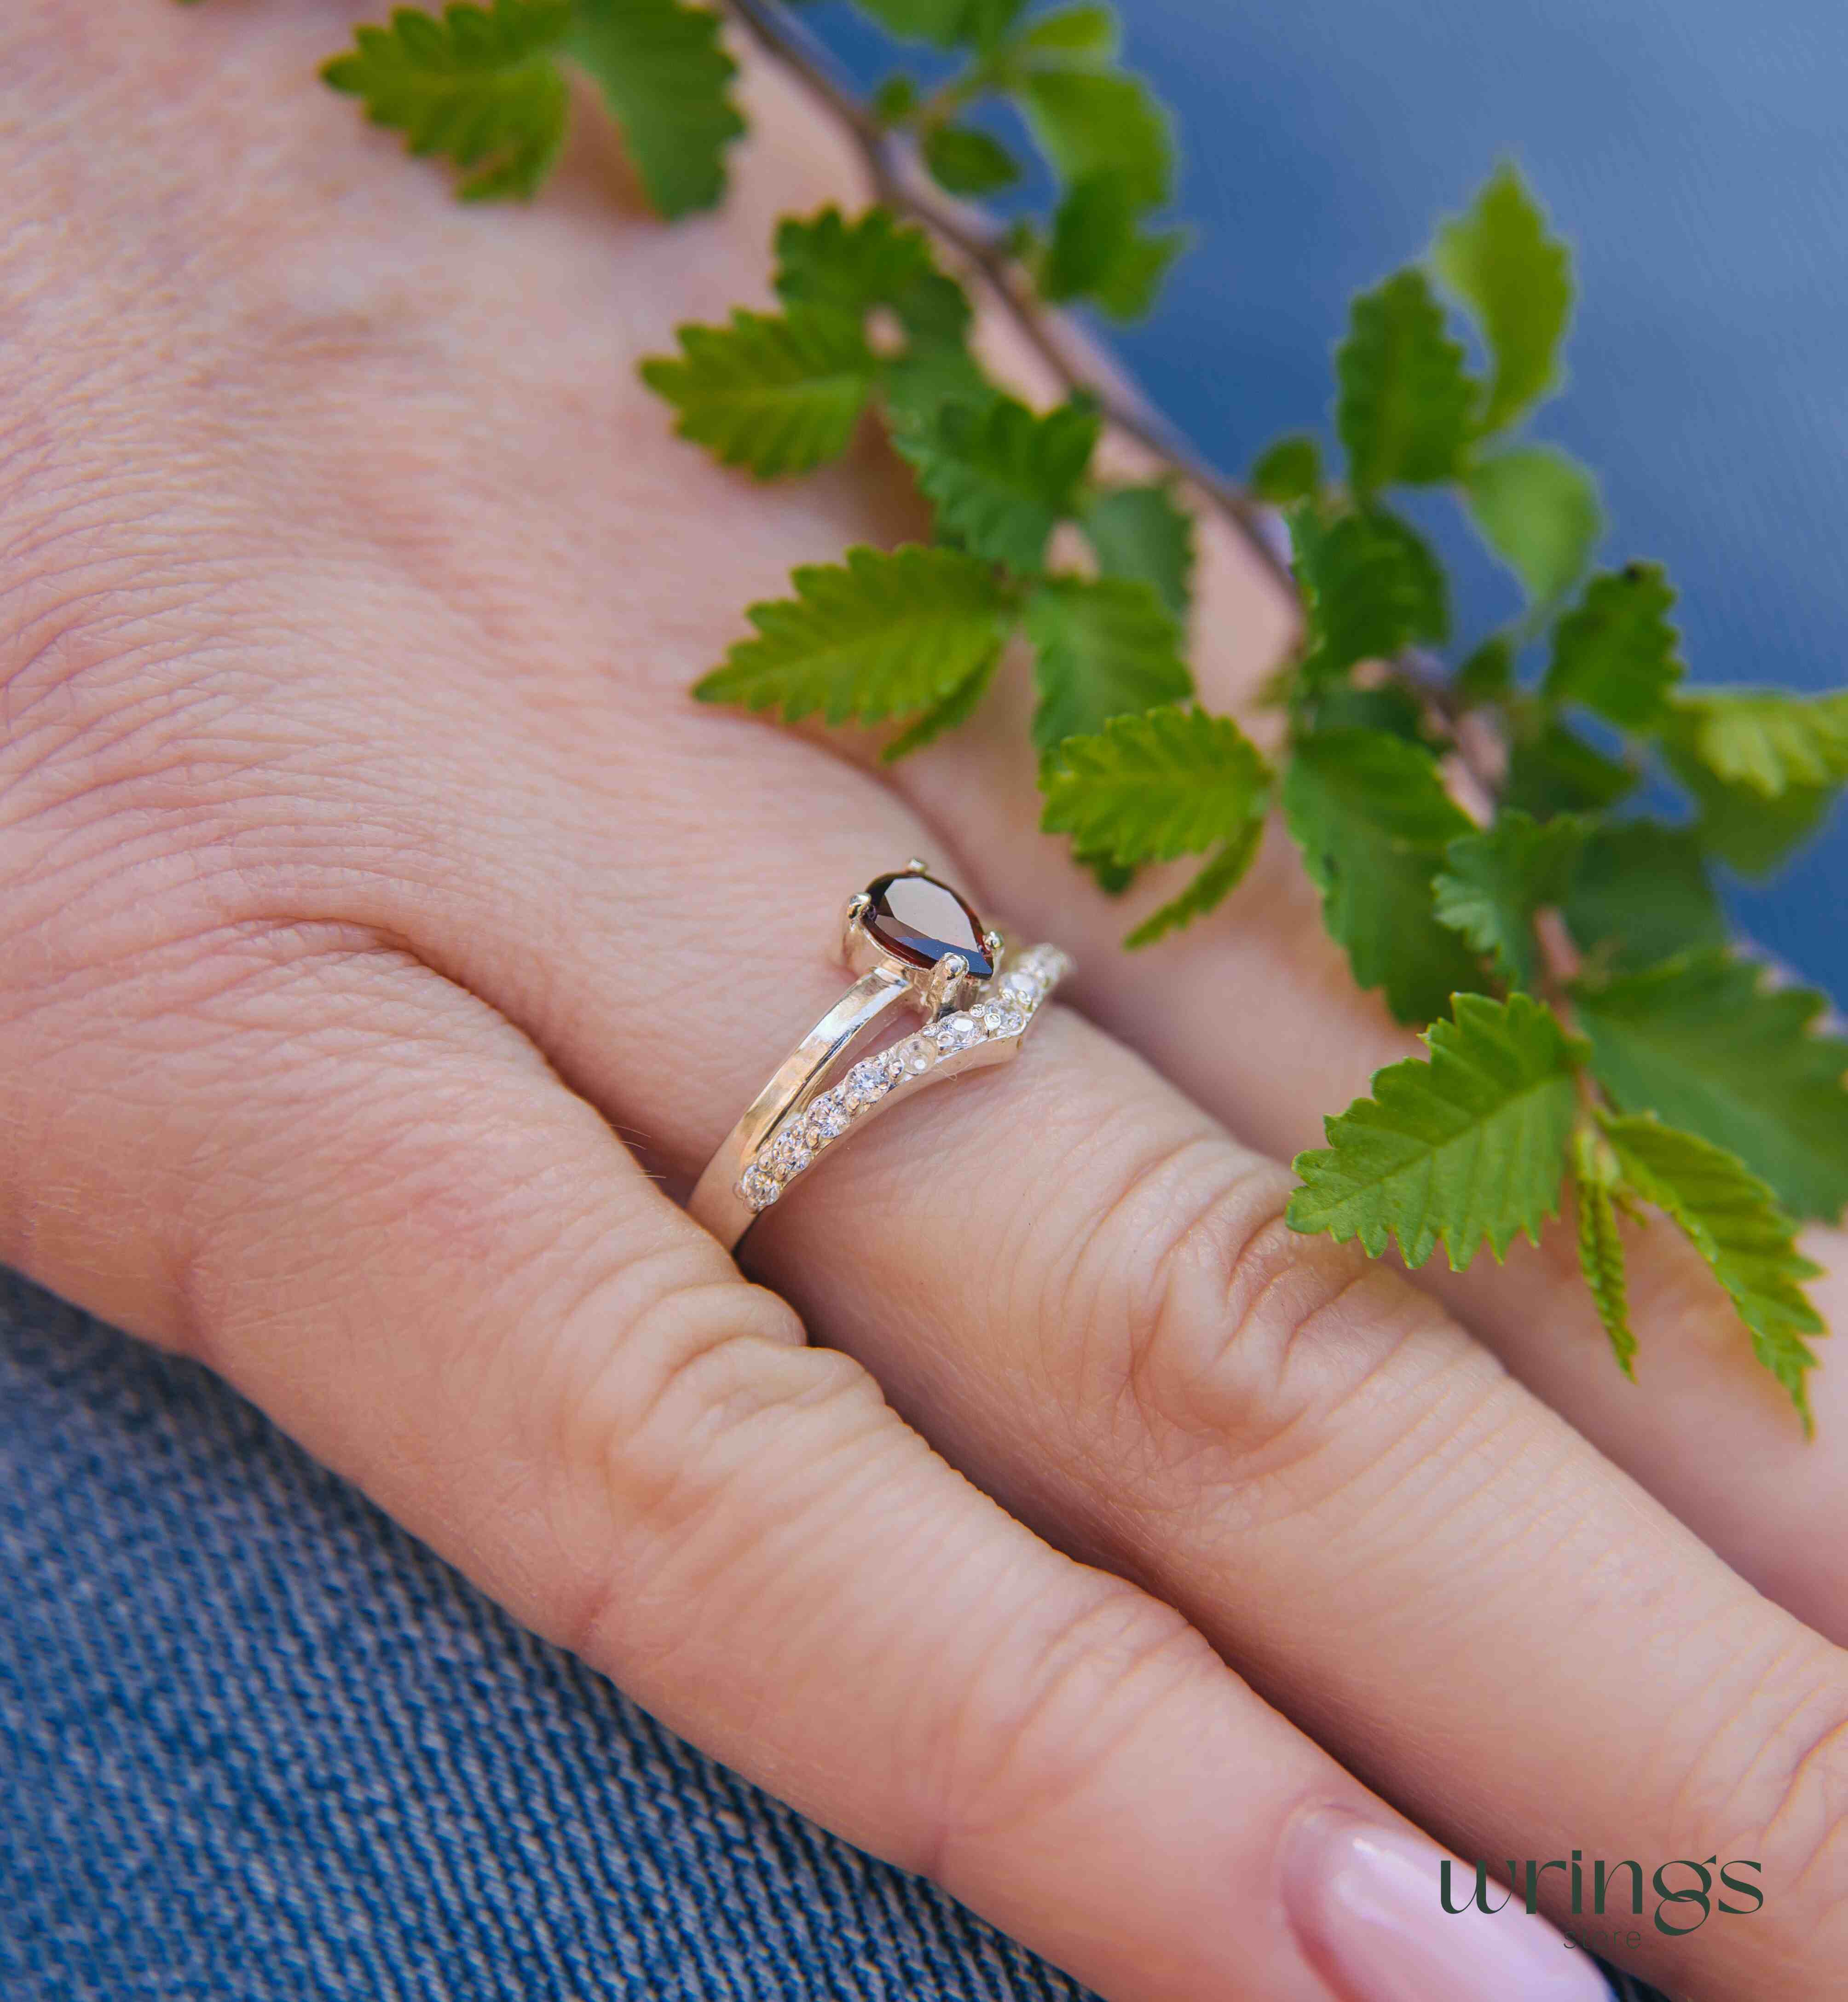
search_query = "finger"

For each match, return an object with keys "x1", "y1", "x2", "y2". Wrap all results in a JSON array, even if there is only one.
[
  {"x1": 873, "y1": 483, "x2": 1848, "y2": 1643},
  {"x1": 0, "y1": 918, "x2": 1605, "y2": 2002}
]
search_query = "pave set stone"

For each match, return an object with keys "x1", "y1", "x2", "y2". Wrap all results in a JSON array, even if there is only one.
[{"x1": 736, "y1": 947, "x2": 1071, "y2": 1214}]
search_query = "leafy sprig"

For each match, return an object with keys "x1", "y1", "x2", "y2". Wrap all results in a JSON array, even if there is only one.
[{"x1": 279, "y1": 0, "x2": 1848, "y2": 1420}]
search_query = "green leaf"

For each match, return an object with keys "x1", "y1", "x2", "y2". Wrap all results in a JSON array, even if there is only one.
[
  {"x1": 1018, "y1": 69, "x2": 1173, "y2": 209},
  {"x1": 1572, "y1": 949, "x2": 1848, "y2": 1224},
  {"x1": 1335, "y1": 268, "x2": 1474, "y2": 492},
  {"x1": 1302, "y1": 682, "x2": 1430, "y2": 744},
  {"x1": 871, "y1": 75, "x2": 920, "y2": 123},
  {"x1": 1125, "y1": 816, "x2": 1267, "y2": 948},
  {"x1": 878, "y1": 337, "x2": 999, "y2": 437},
  {"x1": 320, "y1": 0, "x2": 573, "y2": 202},
  {"x1": 1502, "y1": 717, "x2": 1636, "y2": 819},
  {"x1": 695, "y1": 544, "x2": 1014, "y2": 726},
  {"x1": 1282, "y1": 728, "x2": 1488, "y2": 1023},
  {"x1": 1081, "y1": 483, "x2": 1195, "y2": 621},
  {"x1": 1040, "y1": 173, "x2": 1187, "y2": 319},
  {"x1": 564, "y1": 0, "x2": 743, "y2": 218},
  {"x1": 1662, "y1": 688, "x2": 1848, "y2": 796},
  {"x1": 640, "y1": 306, "x2": 875, "y2": 478},
  {"x1": 1464, "y1": 446, "x2": 1602, "y2": 603},
  {"x1": 922, "y1": 121, "x2": 1022, "y2": 193},
  {"x1": 853, "y1": 0, "x2": 995, "y2": 46},
  {"x1": 1294, "y1": 505, "x2": 1450, "y2": 682},
  {"x1": 1542, "y1": 562, "x2": 1683, "y2": 729},
  {"x1": 1250, "y1": 434, "x2": 1323, "y2": 506},
  {"x1": 1039, "y1": 704, "x2": 1270, "y2": 864},
  {"x1": 894, "y1": 392, "x2": 1101, "y2": 573},
  {"x1": 1431, "y1": 162, "x2": 1572, "y2": 435},
  {"x1": 1012, "y1": 3, "x2": 1118, "y2": 58},
  {"x1": 1573, "y1": 1128, "x2": 1638, "y2": 1378},
  {"x1": 878, "y1": 654, "x2": 999, "y2": 761},
  {"x1": 1600, "y1": 1113, "x2": 1825, "y2": 1429},
  {"x1": 1024, "y1": 577, "x2": 1194, "y2": 754},
  {"x1": 1454, "y1": 635, "x2": 1514, "y2": 706},
  {"x1": 773, "y1": 205, "x2": 971, "y2": 343},
  {"x1": 1432, "y1": 809, "x2": 1586, "y2": 988},
  {"x1": 1287, "y1": 992, "x2": 1582, "y2": 1267},
  {"x1": 1659, "y1": 723, "x2": 1837, "y2": 876},
  {"x1": 1562, "y1": 821, "x2": 1727, "y2": 972}
]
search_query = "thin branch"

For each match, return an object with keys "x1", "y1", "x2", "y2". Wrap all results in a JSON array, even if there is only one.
[{"x1": 722, "y1": 0, "x2": 1295, "y2": 595}]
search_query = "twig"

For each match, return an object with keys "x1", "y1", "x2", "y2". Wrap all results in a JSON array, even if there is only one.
[{"x1": 722, "y1": 0, "x2": 1296, "y2": 596}]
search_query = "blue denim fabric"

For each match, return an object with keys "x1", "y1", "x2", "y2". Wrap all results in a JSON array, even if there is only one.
[
  {"x1": 0, "y1": 1272, "x2": 1650, "y2": 1999},
  {"x1": 0, "y1": 1269, "x2": 1101, "y2": 2001}
]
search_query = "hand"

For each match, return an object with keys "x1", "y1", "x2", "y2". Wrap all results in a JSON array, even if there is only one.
[{"x1": 3, "y1": 8, "x2": 1843, "y2": 1999}]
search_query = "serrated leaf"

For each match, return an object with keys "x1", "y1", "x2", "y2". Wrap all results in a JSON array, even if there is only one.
[
  {"x1": 320, "y1": 0, "x2": 573, "y2": 202},
  {"x1": 1433, "y1": 810, "x2": 1586, "y2": 988},
  {"x1": 1573, "y1": 1128, "x2": 1638, "y2": 1378},
  {"x1": 1502, "y1": 717, "x2": 1636, "y2": 819},
  {"x1": 922, "y1": 121, "x2": 1021, "y2": 193},
  {"x1": 1294, "y1": 505, "x2": 1450, "y2": 682},
  {"x1": 895, "y1": 393, "x2": 1100, "y2": 572},
  {"x1": 878, "y1": 337, "x2": 999, "y2": 438},
  {"x1": 1024, "y1": 577, "x2": 1193, "y2": 754},
  {"x1": 1562, "y1": 822, "x2": 1727, "y2": 972},
  {"x1": 853, "y1": 0, "x2": 994, "y2": 45},
  {"x1": 871, "y1": 75, "x2": 919, "y2": 123},
  {"x1": 1542, "y1": 562, "x2": 1683, "y2": 729},
  {"x1": 1335, "y1": 268, "x2": 1474, "y2": 493},
  {"x1": 1039, "y1": 704, "x2": 1270, "y2": 863},
  {"x1": 1600, "y1": 1112, "x2": 1824, "y2": 1428},
  {"x1": 774, "y1": 205, "x2": 972, "y2": 343},
  {"x1": 878, "y1": 654, "x2": 999, "y2": 761},
  {"x1": 1018, "y1": 69, "x2": 1173, "y2": 210},
  {"x1": 695, "y1": 544, "x2": 1013, "y2": 726},
  {"x1": 564, "y1": 0, "x2": 743, "y2": 218},
  {"x1": 1464, "y1": 446, "x2": 1602, "y2": 603},
  {"x1": 640, "y1": 306, "x2": 875, "y2": 478},
  {"x1": 1250, "y1": 434, "x2": 1323, "y2": 505},
  {"x1": 1282, "y1": 728, "x2": 1488, "y2": 1023},
  {"x1": 1013, "y1": 3, "x2": 1118, "y2": 58},
  {"x1": 1081, "y1": 484, "x2": 1195, "y2": 621},
  {"x1": 1432, "y1": 162, "x2": 1572, "y2": 435},
  {"x1": 1454, "y1": 635, "x2": 1514, "y2": 706},
  {"x1": 1662, "y1": 688, "x2": 1848, "y2": 796},
  {"x1": 1287, "y1": 992, "x2": 1581, "y2": 1267},
  {"x1": 1657, "y1": 714, "x2": 1836, "y2": 874},
  {"x1": 1041, "y1": 172, "x2": 1186, "y2": 319},
  {"x1": 1303, "y1": 682, "x2": 1430, "y2": 744},
  {"x1": 1125, "y1": 816, "x2": 1266, "y2": 948},
  {"x1": 1572, "y1": 949, "x2": 1848, "y2": 1224}
]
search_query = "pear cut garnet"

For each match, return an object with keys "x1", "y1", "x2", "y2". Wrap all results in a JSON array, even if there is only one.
[{"x1": 862, "y1": 872, "x2": 993, "y2": 979}]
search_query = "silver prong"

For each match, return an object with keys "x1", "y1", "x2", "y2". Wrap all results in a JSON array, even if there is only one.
[
  {"x1": 981, "y1": 928, "x2": 1005, "y2": 972},
  {"x1": 840, "y1": 891, "x2": 872, "y2": 962},
  {"x1": 904, "y1": 856, "x2": 928, "y2": 875},
  {"x1": 924, "y1": 951, "x2": 968, "y2": 1014}
]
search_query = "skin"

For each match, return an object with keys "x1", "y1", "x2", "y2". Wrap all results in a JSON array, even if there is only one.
[{"x1": 3, "y1": 3, "x2": 1846, "y2": 1994}]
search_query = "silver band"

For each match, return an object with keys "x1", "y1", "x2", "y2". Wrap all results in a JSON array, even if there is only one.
[{"x1": 689, "y1": 863, "x2": 1070, "y2": 1252}]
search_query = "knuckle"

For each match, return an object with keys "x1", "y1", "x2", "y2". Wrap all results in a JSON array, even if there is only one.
[
  {"x1": 1678, "y1": 1642, "x2": 1848, "y2": 1951},
  {"x1": 554, "y1": 1251, "x2": 886, "y2": 1657},
  {"x1": 923, "y1": 1579, "x2": 1225, "y2": 1886},
  {"x1": 1046, "y1": 1118, "x2": 1490, "y2": 1528}
]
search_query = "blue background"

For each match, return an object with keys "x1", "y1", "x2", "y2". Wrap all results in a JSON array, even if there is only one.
[{"x1": 818, "y1": 0, "x2": 1848, "y2": 1002}]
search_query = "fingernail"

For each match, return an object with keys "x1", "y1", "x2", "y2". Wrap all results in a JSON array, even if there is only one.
[{"x1": 1282, "y1": 1811, "x2": 1614, "y2": 2002}]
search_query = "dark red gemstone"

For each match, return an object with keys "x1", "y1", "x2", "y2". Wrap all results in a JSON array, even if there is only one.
[{"x1": 862, "y1": 872, "x2": 993, "y2": 978}]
